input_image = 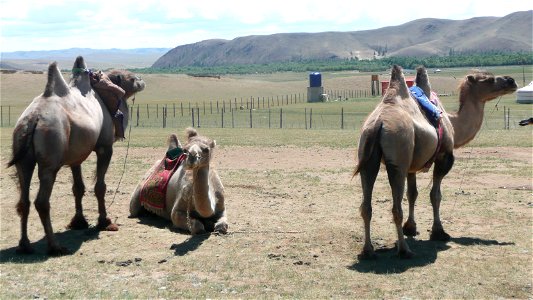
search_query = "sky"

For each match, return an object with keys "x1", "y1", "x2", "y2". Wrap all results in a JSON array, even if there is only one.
[{"x1": 1, "y1": 0, "x2": 531, "y2": 52}]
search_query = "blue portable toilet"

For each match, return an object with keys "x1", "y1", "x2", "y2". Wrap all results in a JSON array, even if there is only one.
[{"x1": 309, "y1": 72, "x2": 322, "y2": 87}]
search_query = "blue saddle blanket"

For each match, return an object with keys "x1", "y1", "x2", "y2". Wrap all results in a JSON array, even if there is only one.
[{"x1": 409, "y1": 86, "x2": 441, "y2": 126}]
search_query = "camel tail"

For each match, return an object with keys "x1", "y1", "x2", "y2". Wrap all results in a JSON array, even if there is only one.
[
  {"x1": 353, "y1": 122, "x2": 382, "y2": 176},
  {"x1": 7, "y1": 117, "x2": 38, "y2": 168},
  {"x1": 43, "y1": 61, "x2": 69, "y2": 98}
]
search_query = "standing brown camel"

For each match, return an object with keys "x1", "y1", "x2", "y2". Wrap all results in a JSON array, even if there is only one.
[
  {"x1": 354, "y1": 65, "x2": 517, "y2": 258},
  {"x1": 8, "y1": 56, "x2": 145, "y2": 255},
  {"x1": 129, "y1": 128, "x2": 227, "y2": 235}
]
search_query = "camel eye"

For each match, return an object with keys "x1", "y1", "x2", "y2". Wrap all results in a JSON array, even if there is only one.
[{"x1": 202, "y1": 147, "x2": 209, "y2": 153}]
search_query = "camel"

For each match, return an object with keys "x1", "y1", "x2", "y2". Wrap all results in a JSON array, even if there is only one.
[
  {"x1": 8, "y1": 56, "x2": 145, "y2": 255},
  {"x1": 354, "y1": 65, "x2": 517, "y2": 259},
  {"x1": 129, "y1": 128, "x2": 228, "y2": 235}
]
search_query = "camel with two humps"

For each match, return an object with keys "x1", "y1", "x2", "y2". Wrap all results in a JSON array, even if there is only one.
[
  {"x1": 354, "y1": 65, "x2": 517, "y2": 259},
  {"x1": 8, "y1": 56, "x2": 145, "y2": 255}
]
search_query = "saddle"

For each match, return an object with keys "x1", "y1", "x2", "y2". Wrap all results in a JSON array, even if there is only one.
[
  {"x1": 409, "y1": 86, "x2": 444, "y2": 172},
  {"x1": 139, "y1": 147, "x2": 186, "y2": 213},
  {"x1": 90, "y1": 71, "x2": 126, "y2": 140}
]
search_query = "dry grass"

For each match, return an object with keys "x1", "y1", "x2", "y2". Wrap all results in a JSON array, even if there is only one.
[
  {"x1": 1, "y1": 126, "x2": 532, "y2": 299},
  {"x1": 0, "y1": 68, "x2": 532, "y2": 299}
]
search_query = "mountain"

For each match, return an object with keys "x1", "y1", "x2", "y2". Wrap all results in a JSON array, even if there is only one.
[
  {"x1": 1, "y1": 48, "x2": 170, "y2": 71},
  {"x1": 153, "y1": 10, "x2": 532, "y2": 68}
]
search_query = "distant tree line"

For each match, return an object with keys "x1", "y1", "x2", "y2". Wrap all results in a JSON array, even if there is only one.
[{"x1": 133, "y1": 51, "x2": 532, "y2": 75}]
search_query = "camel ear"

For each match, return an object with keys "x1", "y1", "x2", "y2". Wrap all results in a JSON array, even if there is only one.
[
  {"x1": 116, "y1": 74, "x2": 122, "y2": 85},
  {"x1": 467, "y1": 75, "x2": 476, "y2": 83},
  {"x1": 211, "y1": 140, "x2": 216, "y2": 148}
]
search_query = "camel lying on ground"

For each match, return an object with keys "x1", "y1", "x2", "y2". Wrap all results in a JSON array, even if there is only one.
[
  {"x1": 354, "y1": 65, "x2": 517, "y2": 258},
  {"x1": 8, "y1": 57, "x2": 145, "y2": 255},
  {"x1": 129, "y1": 128, "x2": 228, "y2": 235}
]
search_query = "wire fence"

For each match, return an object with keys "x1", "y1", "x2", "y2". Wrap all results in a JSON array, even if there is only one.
[{"x1": 1, "y1": 93, "x2": 530, "y2": 131}]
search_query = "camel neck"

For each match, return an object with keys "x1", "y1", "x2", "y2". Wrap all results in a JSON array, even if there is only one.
[
  {"x1": 448, "y1": 91, "x2": 485, "y2": 148},
  {"x1": 192, "y1": 166, "x2": 215, "y2": 217}
]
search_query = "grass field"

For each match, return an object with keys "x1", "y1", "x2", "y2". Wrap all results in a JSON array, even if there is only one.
[{"x1": 0, "y1": 66, "x2": 532, "y2": 299}]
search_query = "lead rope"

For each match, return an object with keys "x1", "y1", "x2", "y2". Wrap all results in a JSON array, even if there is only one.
[
  {"x1": 453, "y1": 95, "x2": 503, "y2": 210},
  {"x1": 107, "y1": 95, "x2": 135, "y2": 212}
]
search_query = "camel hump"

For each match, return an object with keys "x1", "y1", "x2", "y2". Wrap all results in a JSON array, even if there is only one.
[
  {"x1": 389, "y1": 65, "x2": 409, "y2": 98},
  {"x1": 415, "y1": 66, "x2": 431, "y2": 97},
  {"x1": 185, "y1": 127, "x2": 198, "y2": 139},
  {"x1": 167, "y1": 134, "x2": 182, "y2": 150},
  {"x1": 43, "y1": 61, "x2": 69, "y2": 97},
  {"x1": 73, "y1": 56, "x2": 87, "y2": 71}
]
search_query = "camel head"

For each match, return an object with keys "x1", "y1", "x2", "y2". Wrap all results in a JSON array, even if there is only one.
[
  {"x1": 460, "y1": 70, "x2": 517, "y2": 103},
  {"x1": 182, "y1": 127, "x2": 216, "y2": 170},
  {"x1": 106, "y1": 69, "x2": 145, "y2": 100}
]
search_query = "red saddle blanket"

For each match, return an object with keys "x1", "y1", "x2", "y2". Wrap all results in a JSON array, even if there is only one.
[{"x1": 139, "y1": 154, "x2": 186, "y2": 210}]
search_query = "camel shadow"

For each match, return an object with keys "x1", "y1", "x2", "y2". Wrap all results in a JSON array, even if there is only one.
[
  {"x1": 0, "y1": 228, "x2": 100, "y2": 264},
  {"x1": 349, "y1": 236, "x2": 513, "y2": 274},
  {"x1": 171, "y1": 234, "x2": 210, "y2": 256},
  {"x1": 134, "y1": 213, "x2": 211, "y2": 256}
]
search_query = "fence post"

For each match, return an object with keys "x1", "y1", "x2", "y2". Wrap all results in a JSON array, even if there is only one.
[
  {"x1": 341, "y1": 107, "x2": 344, "y2": 130},
  {"x1": 1, "y1": 106, "x2": 3, "y2": 126},
  {"x1": 310, "y1": 108, "x2": 312, "y2": 129},
  {"x1": 191, "y1": 108, "x2": 195, "y2": 127},
  {"x1": 305, "y1": 108, "x2": 307, "y2": 130},
  {"x1": 280, "y1": 108, "x2": 283, "y2": 128},
  {"x1": 197, "y1": 108, "x2": 201, "y2": 128},
  {"x1": 136, "y1": 104, "x2": 139, "y2": 127},
  {"x1": 173, "y1": 103, "x2": 176, "y2": 117},
  {"x1": 269, "y1": 108, "x2": 271, "y2": 128},
  {"x1": 147, "y1": 104, "x2": 150, "y2": 119},
  {"x1": 503, "y1": 106, "x2": 506, "y2": 129},
  {"x1": 249, "y1": 109, "x2": 253, "y2": 128},
  {"x1": 181, "y1": 103, "x2": 183, "y2": 116},
  {"x1": 231, "y1": 109, "x2": 234, "y2": 128},
  {"x1": 157, "y1": 104, "x2": 159, "y2": 118},
  {"x1": 221, "y1": 110, "x2": 224, "y2": 128}
]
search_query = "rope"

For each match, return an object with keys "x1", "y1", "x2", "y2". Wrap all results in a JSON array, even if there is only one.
[
  {"x1": 455, "y1": 95, "x2": 502, "y2": 196},
  {"x1": 107, "y1": 97, "x2": 135, "y2": 211}
]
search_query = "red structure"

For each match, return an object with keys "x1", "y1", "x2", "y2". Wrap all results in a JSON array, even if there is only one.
[{"x1": 381, "y1": 77, "x2": 415, "y2": 93}]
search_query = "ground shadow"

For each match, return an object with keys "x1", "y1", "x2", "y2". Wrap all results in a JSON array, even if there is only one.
[
  {"x1": 171, "y1": 234, "x2": 211, "y2": 256},
  {"x1": 134, "y1": 213, "x2": 211, "y2": 256},
  {"x1": 136, "y1": 213, "x2": 173, "y2": 230},
  {"x1": 349, "y1": 236, "x2": 513, "y2": 274},
  {"x1": 0, "y1": 227, "x2": 100, "y2": 264},
  {"x1": 451, "y1": 236, "x2": 514, "y2": 246}
]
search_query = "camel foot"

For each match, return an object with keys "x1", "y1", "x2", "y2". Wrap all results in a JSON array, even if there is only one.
[
  {"x1": 189, "y1": 218, "x2": 206, "y2": 235},
  {"x1": 15, "y1": 239, "x2": 34, "y2": 255},
  {"x1": 430, "y1": 229, "x2": 451, "y2": 241},
  {"x1": 358, "y1": 245, "x2": 377, "y2": 260},
  {"x1": 67, "y1": 215, "x2": 89, "y2": 230},
  {"x1": 47, "y1": 245, "x2": 70, "y2": 256},
  {"x1": 402, "y1": 222, "x2": 418, "y2": 237},
  {"x1": 214, "y1": 221, "x2": 228, "y2": 234},
  {"x1": 97, "y1": 217, "x2": 119, "y2": 231}
]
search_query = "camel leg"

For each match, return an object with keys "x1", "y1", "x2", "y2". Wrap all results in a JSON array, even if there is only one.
[
  {"x1": 94, "y1": 147, "x2": 118, "y2": 231},
  {"x1": 358, "y1": 146, "x2": 381, "y2": 259},
  {"x1": 15, "y1": 159, "x2": 36, "y2": 254},
  {"x1": 386, "y1": 163, "x2": 413, "y2": 258},
  {"x1": 171, "y1": 209, "x2": 206, "y2": 235},
  {"x1": 67, "y1": 165, "x2": 89, "y2": 229},
  {"x1": 430, "y1": 152, "x2": 454, "y2": 241},
  {"x1": 35, "y1": 167, "x2": 68, "y2": 255},
  {"x1": 403, "y1": 173, "x2": 418, "y2": 236}
]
